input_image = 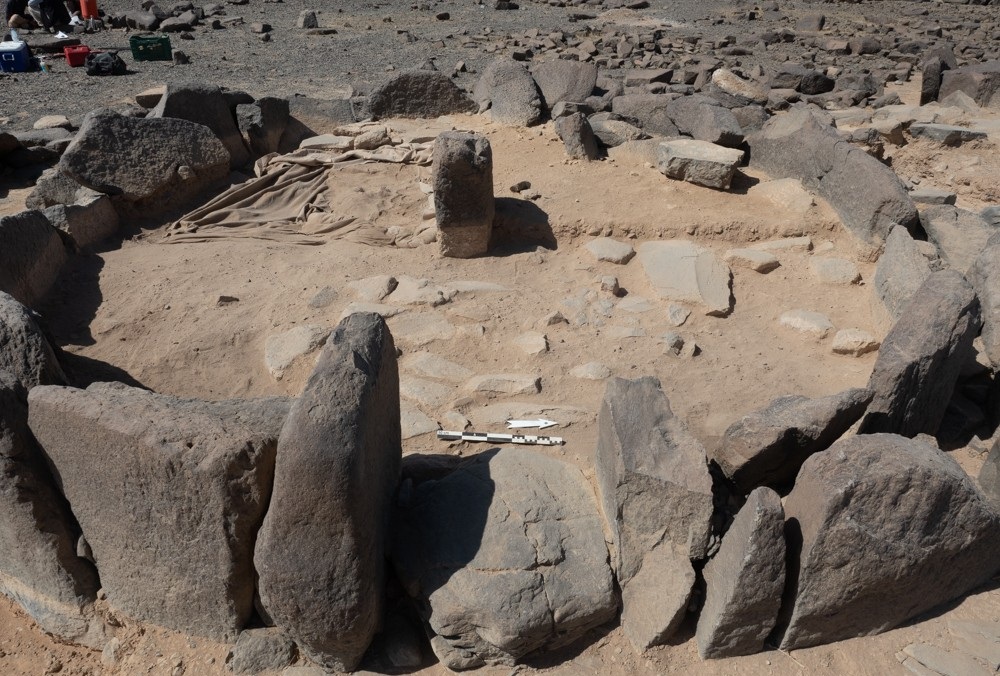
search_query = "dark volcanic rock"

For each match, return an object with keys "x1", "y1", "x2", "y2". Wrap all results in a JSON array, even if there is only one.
[
  {"x1": 433, "y1": 132, "x2": 494, "y2": 258},
  {"x1": 859, "y1": 270, "x2": 980, "y2": 437},
  {"x1": 531, "y1": 60, "x2": 598, "y2": 107},
  {"x1": 0, "y1": 211, "x2": 69, "y2": 309},
  {"x1": 149, "y1": 82, "x2": 253, "y2": 168},
  {"x1": 554, "y1": 112, "x2": 600, "y2": 160},
  {"x1": 777, "y1": 434, "x2": 1000, "y2": 650},
  {"x1": 392, "y1": 447, "x2": 616, "y2": 670},
  {"x1": 873, "y1": 225, "x2": 937, "y2": 324},
  {"x1": 368, "y1": 71, "x2": 477, "y2": 119},
  {"x1": 28, "y1": 383, "x2": 291, "y2": 640},
  {"x1": 255, "y1": 313, "x2": 400, "y2": 672},
  {"x1": 0, "y1": 291, "x2": 66, "y2": 390},
  {"x1": 711, "y1": 388, "x2": 873, "y2": 494},
  {"x1": 473, "y1": 58, "x2": 543, "y2": 127}
]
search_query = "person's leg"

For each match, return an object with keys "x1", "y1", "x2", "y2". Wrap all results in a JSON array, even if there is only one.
[
  {"x1": 25, "y1": 4, "x2": 43, "y2": 25},
  {"x1": 8, "y1": 14, "x2": 32, "y2": 28}
]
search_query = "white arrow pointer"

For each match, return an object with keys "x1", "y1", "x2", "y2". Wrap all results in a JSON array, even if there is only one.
[{"x1": 506, "y1": 418, "x2": 558, "y2": 430}]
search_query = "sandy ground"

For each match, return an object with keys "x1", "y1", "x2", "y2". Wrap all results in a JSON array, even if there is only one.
[{"x1": 1, "y1": 85, "x2": 999, "y2": 674}]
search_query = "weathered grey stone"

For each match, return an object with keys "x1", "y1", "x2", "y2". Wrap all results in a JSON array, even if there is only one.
[
  {"x1": 910, "y1": 186, "x2": 957, "y2": 206},
  {"x1": 42, "y1": 192, "x2": 120, "y2": 249},
  {"x1": 909, "y1": 123, "x2": 987, "y2": 146},
  {"x1": 531, "y1": 60, "x2": 598, "y2": 107},
  {"x1": 0, "y1": 372, "x2": 101, "y2": 646},
  {"x1": 230, "y1": 628, "x2": 297, "y2": 675},
  {"x1": 462, "y1": 373, "x2": 540, "y2": 396},
  {"x1": 980, "y1": 440, "x2": 1000, "y2": 506},
  {"x1": 596, "y1": 377, "x2": 711, "y2": 648},
  {"x1": 982, "y1": 206, "x2": 1000, "y2": 228},
  {"x1": 970, "y1": 235, "x2": 1000, "y2": 369},
  {"x1": 0, "y1": 211, "x2": 68, "y2": 308},
  {"x1": 809, "y1": 257, "x2": 861, "y2": 285},
  {"x1": 770, "y1": 65, "x2": 834, "y2": 95},
  {"x1": 237, "y1": 97, "x2": 290, "y2": 158},
  {"x1": 434, "y1": 132, "x2": 494, "y2": 258},
  {"x1": 554, "y1": 113, "x2": 599, "y2": 160},
  {"x1": 0, "y1": 292, "x2": 66, "y2": 390},
  {"x1": 749, "y1": 107, "x2": 919, "y2": 245},
  {"x1": 263, "y1": 324, "x2": 330, "y2": 380},
  {"x1": 860, "y1": 270, "x2": 980, "y2": 437},
  {"x1": 777, "y1": 434, "x2": 1000, "y2": 650},
  {"x1": 584, "y1": 237, "x2": 635, "y2": 264},
  {"x1": 665, "y1": 95, "x2": 744, "y2": 148},
  {"x1": 24, "y1": 167, "x2": 86, "y2": 211},
  {"x1": 874, "y1": 225, "x2": 937, "y2": 323},
  {"x1": 711, "y1": 388, "x2": 873, "y2": 494},
  {"x1": 920, "y1": 57, "x2": 945, "y2": 106},
  {"x1": 588, "y1": 118, "x2": 649, "y2": 147},
  {"x1": 723, "y1": 248, "x2": 780, "y2": 273},
  {"x1": 255, "y1": 313, "x2": 400, "y2": 672},
  {"x1": 296, "y1": 9, "x2": 317, "y2": 29},
  {"x1": 657, "y1": 139, "x2": 744, "y2": 190},
  {"x1": 28, "y1": 383, "x2": 291, "y2": 640},
  {"x1": 368, "y1": 71, "x2": 477, "y2": 119},
  {"x1": 621, "y1": 544, "x2": 694, "y2": 652},
  {"x1": 638, "y1": 240, "x2": 733, "y2": 316},
  {"x1": 59, "y1": 110, "x2": 229, "y2": 209},
  {"x1": 919, "y1": 205, "x2": 995, "y2": 275},
  {"x1": 938, "y1": 61, "x2": 1000, "y2": 109},
  {"x1": 596, "y1": 376, "x2": 713, "y2": 574},
  {"x1": 149, "y1": 82, "x2": 252, "y2": 168},
  {"x1": 779, "y1": 310, "x2": 834, "y2": 338},
  {"x1": 610, "y1": 94, "x2": 681, "y2": 137},
  {"x1": 392, "y1": 447, "x2": 616, "y2": 669},
  {"x1": 697, "y1": 487, "x2": 785, "y2": 659},
  {"x1": 708, "y1": 68, "x2": 770, "y2": 107},
  {"x1": 831, "y1": 329, "x2": 880, "y2": 357},
  {"x1": 473, "y1": 58, "x2": 542, "y2": 127}
]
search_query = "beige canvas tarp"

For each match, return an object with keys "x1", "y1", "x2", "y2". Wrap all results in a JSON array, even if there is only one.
[{"x1": 163, "y1": 141, "x2": 436, "y2": 247}]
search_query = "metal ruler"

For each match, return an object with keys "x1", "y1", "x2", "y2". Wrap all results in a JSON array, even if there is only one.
[{"x1": 437, "y1": 430, "x2": 565, "y2": 446}]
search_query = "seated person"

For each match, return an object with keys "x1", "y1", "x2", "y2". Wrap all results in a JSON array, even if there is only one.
[
  {"x1": 6, "y1": 0, "x2": 37, "y2": 28},
  {"x1": 27, "y1": 0, "x2": 70, "y2": 32}
]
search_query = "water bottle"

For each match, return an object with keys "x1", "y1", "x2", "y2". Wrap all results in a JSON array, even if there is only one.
[{"x1": 9, "y1": 28, "x2": 19, "y2": 42}]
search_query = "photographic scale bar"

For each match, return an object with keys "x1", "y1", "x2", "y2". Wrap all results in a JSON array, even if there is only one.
[{"x1": 437, "y1": 430, "x2": 565, "y2": 446}]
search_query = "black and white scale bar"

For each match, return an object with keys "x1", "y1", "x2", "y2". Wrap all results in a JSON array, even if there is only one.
[{"x1": 437, "y1": 430, "x2": 565, "y2": 446}]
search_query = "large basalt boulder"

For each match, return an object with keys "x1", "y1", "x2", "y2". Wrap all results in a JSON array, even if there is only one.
[
  {"x1": 24, "y1": 167, "x2": 88, "y2": 210},
  {"x1": 980, "y1": 440, "x2": 1000, "y2": 506},
  {"x1": 711, "y1": 388, "x2": 873, "y2": 494},
  {"x1": 596, "y1": 376, "x2": 713, "y2": 650},
  {"x1": 665, "y1": 95, "x2": 744, "y2": 148},
  {"x1": 611, "y1": 94, "x2": 681, "y2": 137},
  {"x1": 0, "y1": 291, "x2": 66, "y2": 389},
  {"x1": 368, "y1": 71, "x2": 477, "y2": 119},
  {"x1": 938, "y1": 61, "x2": 1000, "y2": 109},
  {"x1": 776, "y1": 434, "x2": 1000, "y2": 650},
  {"x1": 42, "y1": 192, "x2": 120, "y2": 250},
  {"x1": 236, "y1": 97, "x2": 290, "y2": 158},
  {"x1": 554, "y1": 113, "x2": 600, "y2": 160},
  {"x1": 0, "y1": 372, "x2": 101, "y2": 646},
  {"x1": 531, "y1": 60, "x2": 598, "y2": 107},
  {"x1": 59, "y1": 110, "x2": 230, "y2": 213},
  {"x1": 749, "y1": 107, "x2": 919, "y2": 246},
  {"x1": 0, "y1": 211, "x2": 68, "y2": 308},
  {"x1": 859, "y1": 270, "x2": 980, "y2": 437},
  {"x1": 919, "y1": 205, "x2": 995, "y2": 275},
  {"x1": 969, "y1": 233, "x2": 1000, "y2": 368},
  {"x1": 873, "y1": 225, "x2": 937, "y2": 325},
  {"x1": 149, "y1": 83, "x2": 253, "y2": 168},
  {"x1": 28, "y1": 383, "x2": 291, "y2": 640},
  {"x1": 696, "y1": 487, "x2": 785, "y2": 659},
  {"x1": 473, "y1": 58, "x2": 543, "y2": 127},
  {"x1": 433, "y1": 132, "x2": 494, "y2": 259},
  {"x1": 392, "y1": 447, "x2": 617, "y2": 670},
  {"x1": 255, "y1": 313, "x2": 401, "y2": 673}
]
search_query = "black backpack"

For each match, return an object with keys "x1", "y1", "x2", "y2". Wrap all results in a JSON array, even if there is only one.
[{"x1": 85, "y1": 51, "x2": 126, "y2": 76}]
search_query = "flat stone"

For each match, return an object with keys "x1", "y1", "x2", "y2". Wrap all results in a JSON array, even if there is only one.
[
  {"x1": 909, "y1": 123, "x2": 988, "y2": 146},
  {"x1": 264, "y1": 325, "x2": 329, "y2": 380},
  {"x1": 710, "y1": 68, "x2": 769, "y2": 106},
  {"x1": 512, "y1": 331, "x2": 548, "y2": 355},
  {"x1": 387, "y1": 276, "x2": 457, "y2": 307},
  {"x1": 466, "y1": 402, "x2": 593, "y2": 428},
  {"x1": 809, "y1": 257, "x2": 861, "y2": 285},
  {"x1": 339, "y1": 302, "x2": 403, "y2": 321},
  {"x1": 348, "y1": 275, "x2": 398, "y2": 302},
  {"x1": 616, "y1": 296, "x2": 654, "y2": 313},
  {"x1": 748, "y1": 178, "x2": 815, "y2": 213},
  {"x1": 607, "y1": 325, "x2": 645, "y2": 338},
  {"x1": 779, "y1": 309, "x2": 834, "y2": 338},
  {"x1": 910, "y1": 186, "x2": 957, "y2": 206},
  {"x1": 570, "y1": 362, "x2": 611, "y2": 380},
  {"x1": 463, "y1": 373, "x2": 541, "y2": 396},
  {"x1": 388, "y1": 312, "x2": 456, "y2": 346},
  {"x1": 584, "y1": 237, "x2": 635, "y2": 264},
  {"x1": 724, "y1": 248, "x2": 781, "y2": 273},
  {"x1": 402, "y1": 351, "x2": 473, "y2": 383},
  {"x1": 638, "y1": 240, "x2": 733, "y2": 316},
  {"x1": 400, "y1": 377, "x2": 454, "y2": 410},
  {"x1": 697, "y1": 487, "x2": 785, "y2": 658},
  {"x1": 832, "y1": 328, "x2": 880, "y2": 356},
  {"x1": 666, "y1": 303, "x2": 691, "y2": 326},
  {"x1": 621, "y1": 545, "x2": 695, "y2": 652},
  {"x1": 657, "y1": 139, "x2": 744, "y2": 190},
  {"x1": 903, "y1": 644, "x2": 994, "y2": 676},
  {"x1": 33, "y1": 115, "x2": 71, "y2": 130},
  {"x1": 751, "y1": 236, "x2": 813, "y2": 254},
  {"x1": 401, "y1": 404, "x2": 439, "y2": 439}
]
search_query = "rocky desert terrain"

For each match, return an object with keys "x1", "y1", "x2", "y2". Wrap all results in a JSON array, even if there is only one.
[{"x1": 1, "y1": 0, "x2": 1000, "y2": 674}]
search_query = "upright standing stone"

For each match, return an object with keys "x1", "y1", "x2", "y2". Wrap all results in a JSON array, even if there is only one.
[
  {"x1": 777, "y1": 434, "x2": 1000, "y2": 650},
  {"x1": 859, "y1": 270, "x2": 980, "y2": 437},
  {"x1": 696, "y1": 487, "x2": 785, "y2": 659},
  {"x1": 255, "y1": 313, "x2": 401, "y2": 673},
  {"x1": 970, "y1": 233, "x2": 1000, "y2": 369},
  {"x1": 433, "y1": 132, "x2": 494, "y2": 258},
  {"x1": 596, "y1": 376, "x2": 713, "y2": 651},
  {"x1": 0, "y1": 372, "x2": 101, "y2": 646},
  {"x1": 28, "y1": 383, "x2": 291, "y2": 640}
]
